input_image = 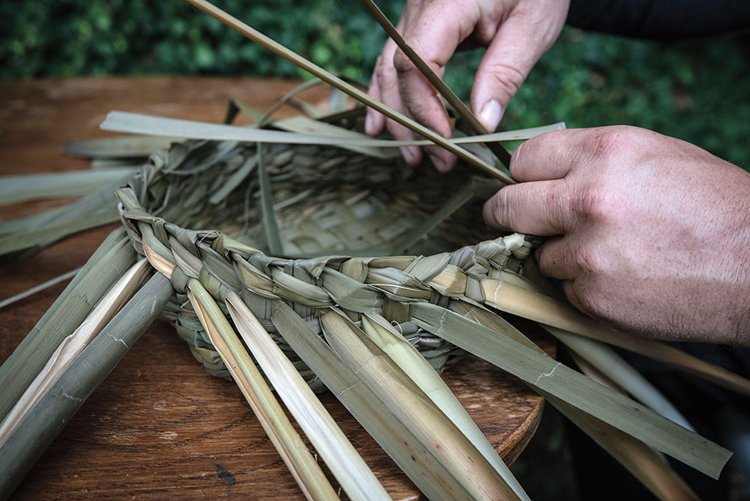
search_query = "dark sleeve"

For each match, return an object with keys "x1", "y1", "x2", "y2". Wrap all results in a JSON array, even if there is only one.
[{"x1": 567, "y1": 0, "x2": 750, "y2": 39}]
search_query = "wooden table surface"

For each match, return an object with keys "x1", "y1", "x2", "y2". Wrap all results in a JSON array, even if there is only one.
[{"x1": 0, "y1": 76, "x2": 551, "y2": 500}]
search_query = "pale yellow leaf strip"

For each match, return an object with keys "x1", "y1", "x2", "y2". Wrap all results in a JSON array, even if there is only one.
[
  {"x1": 360, "y1": 313, "x2": 529, "y2": 501},
  {"x1": 479, "y1": 278, "x2": 750, "y2": 396},
  {"x1": 225, "y1": 291, "x2": 389, "y2": 501},
  {"x1": 186, "y1": 281, "x2": 336, "y2": 501},
  {"x1": 320, "y1": 309, "x2": 518, "y2": 500}
]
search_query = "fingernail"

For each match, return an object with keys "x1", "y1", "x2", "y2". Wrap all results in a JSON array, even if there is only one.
[
  {"x1": 401, "y1": 146, "x2": 420, "y2": 165},
  {"x1": 430, "y1": 152, "x2": 455, "y2": 173},
  {"x1": 364, "y1": 111, "x2": 375, "y2": 135},
  {"x1": 479, "y1": 99, "x2": 503, "y2": 132},
  {"x1": 429, "y1": 153, "x2": 446, "y2": 172}
]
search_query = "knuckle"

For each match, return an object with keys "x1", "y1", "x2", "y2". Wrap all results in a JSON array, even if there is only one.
[
  {"x1": 393, "y1": 48, "x2": 418, "y2": 74},
  {"x1": 573, "y1": 287, "x2": 608, "y2": 320},
  {"x1": 483, "y1": 62, "x2": 525, "y2": 97},
  {"x1": 574, "y1": 244, "x2": 606, "y2": 276},
  {"x1": 484, "y1": 189, "x2": 512, "y2": 229},
  {"x1": 406, "y1": 97, "x2": 429, "y2": 117},
  {"x1": 534, "y1": 242, "x2": 555, "y2": 273},
  {"x1": 376, "y1": 64, "x2": 399, "y2": 93},
  {"x1": 570, "y1": 127, "x2": 644, "y2": 223},
  {"x1": 509, "y1": 142, "x2": 526, "y2": 176},
  {"x1": 405, "y1": 99, "x2": 442, "y2": 127},
  {"x1": 567, "y1": 279, "x2": 610, "y2": 320},
  {"x1": 582, "y1": 126, "x2": 638, "y2": 161},
  {"x1": 544, "y1": 182, "x2": 565, "y2": 209},
  {"x1": 572, "y1": 185, "x2": 612, "y2": 221}
]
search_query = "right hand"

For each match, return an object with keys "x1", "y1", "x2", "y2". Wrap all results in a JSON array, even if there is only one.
[
  {"x1": 483, "y1": 126, "x2": 750, "y2": 344},
  {"x1": 366, "y1": 0, "x2": 570, "y2": 172}
]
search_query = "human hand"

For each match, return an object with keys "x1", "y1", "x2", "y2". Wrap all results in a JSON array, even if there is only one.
[
  {"x1": 483, "y1": 126, "x2": 750, "y2": 345},
  {"x1": 366, "y1": 0, "x2": 569, "y2": 172}
]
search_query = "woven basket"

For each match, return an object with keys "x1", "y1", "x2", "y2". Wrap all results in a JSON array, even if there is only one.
[
  {"x1": 114, "y1": 112, "x2": 535, "y2": 389},
  {"x1": 1, "y1": 4, "x2": 743, "y2": 494}
]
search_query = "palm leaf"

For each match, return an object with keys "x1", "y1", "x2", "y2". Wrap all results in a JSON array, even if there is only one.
[
  {"x1": 0, "y1": 273, "x2": 172, "y2": 497},
  {"x1": 360, "y1": 313, "x2": 530, "y2": 500},
  {"x1": 187, "y1": 281, "x2": 346, "y2": 500},
  {"x1": 101, "y1": 111, "x2": 561, "y2": 151},
  {"x1": 0, "y1": 259, "x2": 150, "y2": 444},
  {"x1": 0, "y1": 230, "x2": 136, "y2": 421},
  {"x1": 226, "y1": 291, "x2": 389, "y2": 500}
]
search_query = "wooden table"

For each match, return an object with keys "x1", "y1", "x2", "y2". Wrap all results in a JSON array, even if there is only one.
[{"x1": 0, "y1": 77, "x2": 551, "y2": 499}]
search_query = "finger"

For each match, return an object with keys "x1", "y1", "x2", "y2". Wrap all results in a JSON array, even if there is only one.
[
  {"x1": 397, "y1": 68, "x2": 456, "y2": 172},
  {"x1": 366, "y1": 11, "x2": 423, "y2": 164},
  {"x1": 482, "y1": 180, "x2": 575, "y2": 235},
  {"x1": 412, "y1": 66, "x2": 457, "y2": 172},
  {"x1": 365, "y1": 61, "x2": 386, "y2": 136},
  {"x1": 366, "y1": 10, "x2": 417, "y2": 138},
  {"x1": 471, "y1": 8, "x2": 563, "y2": 131},
  {"x1": 561, "y1": 280, "x2": 587, "y2": 317},
  {"x1": 510, "y1": 129, "x2": 592, "y2": 182},
  {"x1": 534, "y1": 236, "x2": 577, "y2": 280},
  {"x1": 377, "y1": 39, "x2": 423, "y2": 165},
  {"x1": 394, "y1": 0, "x2": 479, "y2": 171},
  {"x1": 561, "y1": 279, "x2": 605, "y2": 323},
  {"x1": 540, "y1": 239, "x2": 612, "y2": 322},
  {"x1": 381, "y1": 91, "x2": 423, "y2": 166},
  {"x1": 393, "y1": 47, "x2": 454, "y2": 171}
]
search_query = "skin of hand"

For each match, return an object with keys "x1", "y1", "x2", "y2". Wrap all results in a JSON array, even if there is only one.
[
  {"x1": 366, "y1": 0, "x2": 569, "y2": 172},
  {"x1": 483, "y1": 126, "x2": 750, "y2": 346}
]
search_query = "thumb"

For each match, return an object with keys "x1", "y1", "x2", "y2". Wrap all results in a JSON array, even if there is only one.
[{"x1": 471, "y1": 12, "x2": 561, "y2": 131}]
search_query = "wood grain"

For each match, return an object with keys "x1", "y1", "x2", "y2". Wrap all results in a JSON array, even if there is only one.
[{"x1": 0, "y1": 77, "x2": 553, "y2": 500}]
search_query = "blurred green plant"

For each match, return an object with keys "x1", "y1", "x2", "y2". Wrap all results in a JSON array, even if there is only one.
[
  {"x1": 0, "y1": 0, "x2": 401, "y2": 78},
  {"x1": 1, "y1": 1, "x2": 748, "y2": 167}
]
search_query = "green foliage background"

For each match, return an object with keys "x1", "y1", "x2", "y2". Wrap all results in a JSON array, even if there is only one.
[{"x1": 2, "y1": 0, "x2": 748, "y2": 167}]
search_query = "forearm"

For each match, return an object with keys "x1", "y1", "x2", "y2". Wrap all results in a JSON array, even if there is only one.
[{"x1": 567, "y1": 0, "x2": 750, "y2": 39}]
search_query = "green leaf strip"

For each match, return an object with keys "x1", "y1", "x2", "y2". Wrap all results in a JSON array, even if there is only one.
[
  {"x1": 0, "y1": 273, "x2": 172, "y2": 498},
  {"x1": 102, "y1": 111, "x2": 563, "y2": 151},
  {"x1": 411, "y1": 302, "x2": 731, "y2": 479}
]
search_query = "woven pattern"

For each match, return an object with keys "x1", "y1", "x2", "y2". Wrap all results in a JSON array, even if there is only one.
[{"x1": 115, "y1": 128, "x2": 535, "y2": 387}]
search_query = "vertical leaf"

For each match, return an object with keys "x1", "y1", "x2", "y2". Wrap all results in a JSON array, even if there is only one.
[
  {"x1": 226, "y1": 292, "x2": 388, "y2": 500},
  {"x1": 187, "y1": 281, "x2": 339, "y2": 500}
]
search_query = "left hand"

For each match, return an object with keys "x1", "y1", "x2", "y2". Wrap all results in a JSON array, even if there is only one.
[
  {"x1": 366, "y1": 0, "x2": 569, "y2": 171},
  {"x1": 483, "y1": 126, "x2": 750, "y2": 345}
]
